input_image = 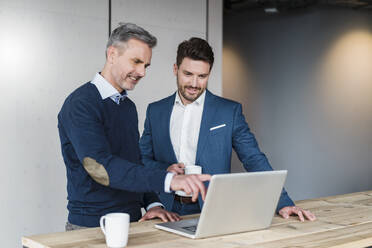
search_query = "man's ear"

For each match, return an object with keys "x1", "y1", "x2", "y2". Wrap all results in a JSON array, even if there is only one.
[
  {"x1": 106, "y1": 46, "x2": 117, "y2": 64},
  {"x1": 173, "y1": 63, "x2": 178, "y2": 76}
]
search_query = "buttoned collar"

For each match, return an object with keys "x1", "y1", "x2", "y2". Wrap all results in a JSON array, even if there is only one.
[{"x1": 91, "y1": 73, "x2": 127, "y2": 104}]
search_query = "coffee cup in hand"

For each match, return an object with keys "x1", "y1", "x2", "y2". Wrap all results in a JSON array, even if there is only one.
[
  {"x1": 176, "y1": 165, "x2": 202, "y2": 197},
  {"x1": 184, "y1": 165, "x2": 202, "y2": 175}
]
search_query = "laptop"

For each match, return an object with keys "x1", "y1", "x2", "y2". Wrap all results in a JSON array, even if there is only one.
[{"x1": 155, "y1": 170, "x2": 287, "y2": 239}]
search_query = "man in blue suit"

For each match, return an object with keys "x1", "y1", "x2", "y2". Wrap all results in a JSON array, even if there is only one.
[{"x1": 140, "y1": 37, "x2": 315, "y2": 221}]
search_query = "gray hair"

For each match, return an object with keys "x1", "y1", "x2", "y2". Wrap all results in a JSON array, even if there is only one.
[{"x1": 106, "y1": 22, "x2": 157, "y2": 54}]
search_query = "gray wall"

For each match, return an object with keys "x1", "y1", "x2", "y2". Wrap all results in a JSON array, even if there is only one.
[
  {"x1": 224, "y1": 6, "x2": 372, "y2": 201},
  {"x1": 1, "y1": 0, "x2": 222, "y2": 247}
]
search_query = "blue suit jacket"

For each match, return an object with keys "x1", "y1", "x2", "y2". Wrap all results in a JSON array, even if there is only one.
[{"x1": 139, "y1": 90, "x2": 294, "y2": 213}]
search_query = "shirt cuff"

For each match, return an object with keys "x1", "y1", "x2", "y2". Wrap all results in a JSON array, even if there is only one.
[
  {"x1": 164, "y1": 172, "x2": 175, "y2": 193},
  {"x1": 146, "y1": 202, "x2": 165, "y2": 211}
]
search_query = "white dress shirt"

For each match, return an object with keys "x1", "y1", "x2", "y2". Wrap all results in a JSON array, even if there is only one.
[
  {"x1": 170, "y1": 90, "x2": 206, "y2": 165},
  {"x1": 91, "y1": 73, "x2": 164, "y2": 210},
  {"x1": 163, "y1": 91, "x2": 206, "y2": 195}
]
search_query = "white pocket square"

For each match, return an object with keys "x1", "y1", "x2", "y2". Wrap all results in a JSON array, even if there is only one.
[{"x1": 210, "y1": 124, "x2": 226, "y2": 131}]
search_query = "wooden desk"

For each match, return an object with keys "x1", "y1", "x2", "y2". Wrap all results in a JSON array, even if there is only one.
[{"x1": 22, "y1": 191, "x2": 372, "y2": 248}]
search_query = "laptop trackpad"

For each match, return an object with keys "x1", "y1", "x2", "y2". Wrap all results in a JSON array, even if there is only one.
[
  {"x1": 159, "y1": 218, "x2": 199, "y2": 235},
  {"x1": 182, "y1": 225, "x2": 197, "y2": 232}
]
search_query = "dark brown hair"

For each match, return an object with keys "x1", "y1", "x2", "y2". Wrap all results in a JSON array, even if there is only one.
[{"x1": 176, "y1": 37, "x2": 214, "y2": 70}]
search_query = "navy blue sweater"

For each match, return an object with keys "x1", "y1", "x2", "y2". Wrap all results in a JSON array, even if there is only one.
[{"x1": 58, "y1": 82, "x2": 167, "y2": 227}]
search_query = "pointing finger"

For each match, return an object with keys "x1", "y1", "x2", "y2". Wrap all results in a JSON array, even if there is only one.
[{"x1": 197, "y1": 174, "x2": 212, "y2": 182}]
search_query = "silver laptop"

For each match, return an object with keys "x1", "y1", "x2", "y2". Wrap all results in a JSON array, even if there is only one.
[{"x1": 155, "y1": 170, "x2": 287, "y2": 239}]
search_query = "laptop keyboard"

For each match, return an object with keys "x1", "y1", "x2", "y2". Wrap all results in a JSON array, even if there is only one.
[{"x1": 182, "y1": 225, "x2": 197, "y2": 232}]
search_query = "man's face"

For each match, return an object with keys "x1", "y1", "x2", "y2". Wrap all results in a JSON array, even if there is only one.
[
  {"x1": 108, "y1": 39, "x2": 152, "y2": 92},
  {"x1": 174, "y1": 57, "x2": 211, "y2": 105}
]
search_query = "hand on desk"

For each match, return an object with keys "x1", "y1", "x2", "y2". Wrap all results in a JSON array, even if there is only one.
[
  {"x1": 170, "y1": 174, "x2": 211, "y2": 202},
  {"x1": 139, "y1": 206, "x2": 181, "y2": 222},
  {"x1": 167, "y1": 163, "x2": 185, "y2": 175},
  {"x1": 279, "y1": 206, "x2": 316, "y2": 222}
]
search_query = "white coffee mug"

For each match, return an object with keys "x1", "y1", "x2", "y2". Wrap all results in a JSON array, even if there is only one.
[
  {"x1": 100, "y1": 213, "x2": 129, "y2": 248},
  {"x1": 176, "y1": 165, "x2": 202, "y2": 197},
  {"x1": 184, "y1": 165, "x2": 202, "y2": 175}
]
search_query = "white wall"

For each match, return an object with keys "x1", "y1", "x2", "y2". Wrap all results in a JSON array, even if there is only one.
[
  {"x1": 0, "y1": 0, "x2": 222, "y2": 247},
  {"x1": 0, "y1": 0, "x2": 107, "y2": 246}
]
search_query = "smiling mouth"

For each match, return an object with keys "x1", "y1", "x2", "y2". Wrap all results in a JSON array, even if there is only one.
[
  {"x1": 185, "y1": 87, "x2": 200, "y2": 94},
  {"x1": 125, "y1": 75, "x2": 142, "y2": 84}
]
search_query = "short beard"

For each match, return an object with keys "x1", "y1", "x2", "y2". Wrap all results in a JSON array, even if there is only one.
[{"x1": 177, "y1": 79, "x2": 204, "y2": 104}]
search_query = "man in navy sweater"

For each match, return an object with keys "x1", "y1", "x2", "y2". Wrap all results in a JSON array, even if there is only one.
[{"x1": 58, "y1": 23, "x2": 210, "y2": 230}]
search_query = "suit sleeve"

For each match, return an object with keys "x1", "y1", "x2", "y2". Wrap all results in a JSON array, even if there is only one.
[
  {"x1": 139, "y1": 104, "x2": 172, "y2": 171},
  {"x1": 231, "y1": 103, "x2": 295, "y2": 212},
  {"x1": 59, "y1": 97, "x2": 167, "y2": 193}
]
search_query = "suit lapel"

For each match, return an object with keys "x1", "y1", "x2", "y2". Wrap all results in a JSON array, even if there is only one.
[
  {"x1": 163, "y1": 93, "x2": 178, "y2": 163},
  {"x1": 196, "y1": 90, "x2": 218, "y2": 165}
]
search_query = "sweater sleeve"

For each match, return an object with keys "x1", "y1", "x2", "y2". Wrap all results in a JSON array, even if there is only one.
[{"x1": 59, "y1": 96, "x2": 167, "y2": 193}]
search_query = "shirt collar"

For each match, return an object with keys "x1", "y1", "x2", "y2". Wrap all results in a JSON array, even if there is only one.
[
  {"x1": 91, "y1": 73, "x2": 127, "y2": 104},
  {"x1": 174, "y1": 90, "x2": 206, "y2": 107}
]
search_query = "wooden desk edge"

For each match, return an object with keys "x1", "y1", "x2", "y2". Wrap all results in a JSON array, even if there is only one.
[{"x1": 21, "y1": 191, "x2": 372, "y2": 248}]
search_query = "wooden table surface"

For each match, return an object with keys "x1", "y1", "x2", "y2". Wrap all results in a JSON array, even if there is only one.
[{"x1": 22, "y1": 190, "x2": 372, "y2": 248}]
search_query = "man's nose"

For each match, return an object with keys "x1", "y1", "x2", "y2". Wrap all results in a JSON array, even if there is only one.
[
  {"x1": 191, "y1": 76, "x2": 198, "y2": 87},
  {"x1": 137, "y1": 65, "x2": 146, "y2": 77}
]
